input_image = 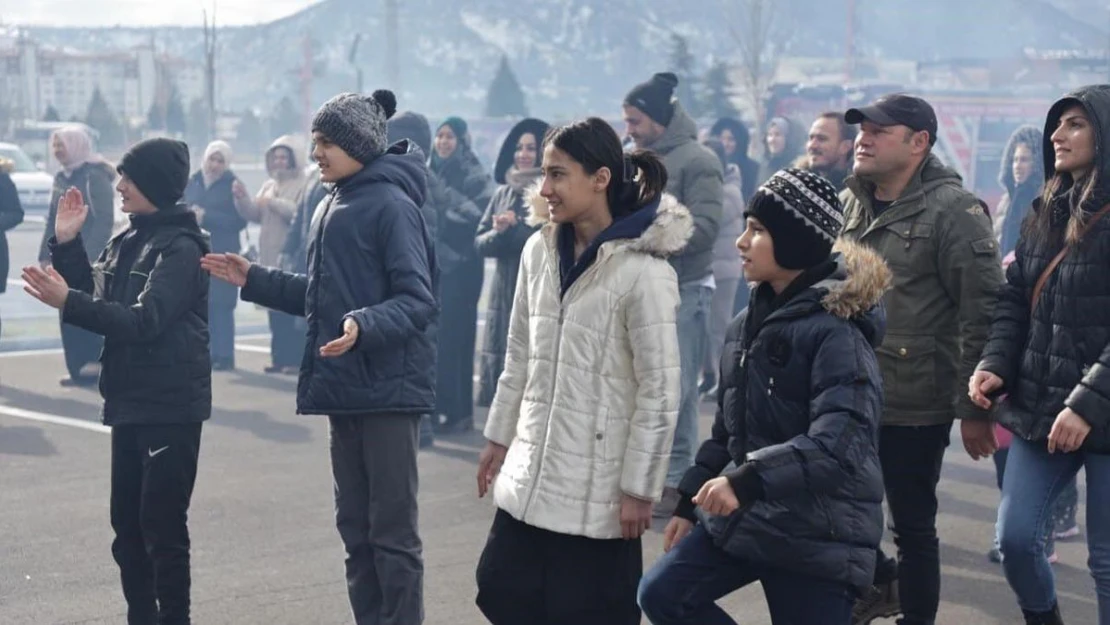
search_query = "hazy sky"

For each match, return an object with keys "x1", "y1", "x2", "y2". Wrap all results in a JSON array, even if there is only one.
[{"x1": 0, "y1": 0, "x2": 321, "y2": 27}]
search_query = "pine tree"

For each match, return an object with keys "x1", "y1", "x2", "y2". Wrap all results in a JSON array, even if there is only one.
[
  {"x1": 147, "y1": 100, "x2": 166, "y2": 131},
  {"x1": 668, "y1": 34, "x2": 705, "y2": 118},
  {"x1": 484, "y1": 55, "x2": 529, "y2": 118},
  {"x1": 84, "y1": 88, "x2": 123, "y2": 148},
  {"x1": 703, "y1": 59, "x2": 740, "y2": 120},
  {"x1": 43, "y1": 105, "x2": 61, "y2": 122},
  {"x1": 165, "y1": 88, "x2": 187, "y2": 136},
  {"x1": 270, "y1": 96, "x2": 301, "y2": 137},
  {"x1": 236, "y1": 108, "x2": 264, "y2": 156}
]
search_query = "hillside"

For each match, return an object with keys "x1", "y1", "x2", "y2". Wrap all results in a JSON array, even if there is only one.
[{"x1": 22, "y1": 0, "x2": 1109, "y2": 119}]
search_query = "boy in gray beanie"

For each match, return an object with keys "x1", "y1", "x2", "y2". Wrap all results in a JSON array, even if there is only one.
[{"x1": 204, "y1": 88, "x2": 437, "y2": 625}]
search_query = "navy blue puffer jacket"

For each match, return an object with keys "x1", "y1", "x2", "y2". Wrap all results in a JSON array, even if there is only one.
[
  {"x1": 241, "y1": 140, "x2": 438, "y2": 416},
  {"x1": 678, "y1": 240, "x2": 890, "y2": 590}
]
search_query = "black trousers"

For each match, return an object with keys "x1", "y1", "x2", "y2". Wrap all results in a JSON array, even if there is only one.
[
  {"x1": 476, "y1": 509, "x2": 642, "y2": 625},
  {"x1": 873, "y1": 424, "x2": 950, "y2": 625},
  {"x1": 111, "y1": 423, "x2": 203, "y2": 625}
]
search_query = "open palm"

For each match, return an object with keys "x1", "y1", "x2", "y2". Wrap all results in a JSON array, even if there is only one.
[{"x1": 55, "y1": 187, "x2": 88, "y2": 245}]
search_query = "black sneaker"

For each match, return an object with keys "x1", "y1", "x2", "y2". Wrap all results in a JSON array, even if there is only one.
[
  {"x1": 852, "y1": 581, "x2": 900, "y2": 625},
  {"x1": 59, "y1": 375, "x2": 97, "y2": 388}
]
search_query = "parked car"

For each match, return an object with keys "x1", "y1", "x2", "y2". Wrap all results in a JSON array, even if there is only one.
[{"x1": 0, "y1": 142, "x2": 53, "y2": 215}]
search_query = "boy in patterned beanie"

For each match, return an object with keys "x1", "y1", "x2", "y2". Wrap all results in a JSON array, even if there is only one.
[{"x1": 639, "y1": 165, "x2": 892, "y2": 625}]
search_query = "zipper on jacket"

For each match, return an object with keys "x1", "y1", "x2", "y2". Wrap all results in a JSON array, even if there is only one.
[
  {"x1": 522, "y1": 300, "x2": 564, "y2": 520},
  {"x1": 521, "y1": 237, "x2": 602, "y2": 520},
  {"x1": 305, "y1": 192, "x2": 338, "y2": 382}
]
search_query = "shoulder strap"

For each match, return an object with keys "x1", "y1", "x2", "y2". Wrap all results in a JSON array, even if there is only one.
[{"x1": 1031, "y1": 203, "x2": 1110, "y2": 311}]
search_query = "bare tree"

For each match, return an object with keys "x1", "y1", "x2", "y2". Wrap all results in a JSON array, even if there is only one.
[
  {"x1": 202, "y1": 5, "x2": 218, "y2": 139},
  {"x1": 724, "y1": 0, "x2": 782, "y2": 156}
]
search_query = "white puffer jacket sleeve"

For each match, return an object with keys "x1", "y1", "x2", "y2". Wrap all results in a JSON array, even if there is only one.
[
  {"x1": 483, "y1": 243, "x2": 532, "y2": 447},
  {"x1": 620, "y1": 262, "x2": 682, "y2": 500}
]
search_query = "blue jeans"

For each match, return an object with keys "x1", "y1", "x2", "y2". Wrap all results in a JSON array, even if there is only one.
[
  {"x1": 638, "y1": 524, "x2": 855, "y2": 625},
  {"x1": 667, "y1": 283, "x2": 712, "y2": 488},
  {"x1": 997, "y1": 436, "x2": 1110, "y2": 623}
]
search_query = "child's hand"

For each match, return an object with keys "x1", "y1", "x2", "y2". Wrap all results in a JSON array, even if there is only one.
[
  {"x1": 662, "y1": 517, "x2": 693, "y2": 552},
  {"x1": 619, "y1": 494, "x2": 653, "y2": 540},
  {"x1": 477, "y1": 440, "x2": 508, "y2": 498},
  {"x1": 693, "y1": 476, "x2": 740, "y2": 516}
]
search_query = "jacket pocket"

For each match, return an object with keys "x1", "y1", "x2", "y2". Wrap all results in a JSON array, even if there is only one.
[
  {"x1": 880, "y1": 222, "x2": 933, "y2": 269},
  {"x1": 876, "y1": 335, "x2": 938, "y2": 409},
  {"x1": 594, "y1": 406, "x2": 612, "y2": 462}
]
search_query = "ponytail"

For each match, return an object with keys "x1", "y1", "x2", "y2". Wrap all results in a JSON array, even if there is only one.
[{"x1": 610, "y1": 149, "x2": 668, "y2": 218}]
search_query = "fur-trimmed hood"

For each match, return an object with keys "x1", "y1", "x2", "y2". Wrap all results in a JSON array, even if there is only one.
[
  {"x1": 819, "y1": 238, "x2": 892, "y2": 321},
  {"x1": 999, "y1": 124, "x2": 1044, "y2": 193},
  {"x1": 524, "y1": 182, "x2": 694, "y2": 257}
]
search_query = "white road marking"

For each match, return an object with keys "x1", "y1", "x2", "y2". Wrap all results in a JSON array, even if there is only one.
[
  {"x1": 0, "y1": 347, "x2": 64, "y2": 359},
  {"x1": 0, "y1": 405, "x2": 109, "y2": 434}
]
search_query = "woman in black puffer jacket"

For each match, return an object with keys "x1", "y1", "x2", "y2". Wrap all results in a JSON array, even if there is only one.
[{"x1": 971, "y1": 85, "x2": 1110, "y2": 625}]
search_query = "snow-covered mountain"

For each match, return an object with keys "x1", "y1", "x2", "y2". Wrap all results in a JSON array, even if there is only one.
[{"x1": 21, "y1": 0, "x2": 1109, "y2": 119}]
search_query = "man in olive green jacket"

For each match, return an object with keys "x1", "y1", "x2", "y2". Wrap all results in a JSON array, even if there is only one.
[{"x1": 838, "y1": 95, "x2": 1003, "y2": 625}]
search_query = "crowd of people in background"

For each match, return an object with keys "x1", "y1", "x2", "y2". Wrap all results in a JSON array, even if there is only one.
[{"x1": 2, "y1": 69, "x2": 1109, "y2": 625}]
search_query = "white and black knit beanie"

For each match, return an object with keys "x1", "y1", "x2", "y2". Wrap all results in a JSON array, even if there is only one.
[
  {"x1": 311, "y1": 89, "x2": 398, "y2": 165},
  {"x1": 745, "y1": 168, "x2": 845, "y2": 270}
]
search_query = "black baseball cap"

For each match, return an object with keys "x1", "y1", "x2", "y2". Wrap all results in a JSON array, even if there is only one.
[{"x1": 845, "y1": 94, "x2": 938, "y2": 145}]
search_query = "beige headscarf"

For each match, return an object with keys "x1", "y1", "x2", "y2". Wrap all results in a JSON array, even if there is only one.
[
  {"x1": 202, "y1": 140, "x2": 234, "y2": 188},
  {"x1": 51, "y1": 125, "x2": 94, "y2": 176}
]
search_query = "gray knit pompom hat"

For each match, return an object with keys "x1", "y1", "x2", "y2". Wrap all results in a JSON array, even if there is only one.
[{"x1": 311, "y1": 89, "x2": 398, "y2": 164}]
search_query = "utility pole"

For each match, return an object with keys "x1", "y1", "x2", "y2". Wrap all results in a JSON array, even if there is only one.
[
  {"x1": 348, "y1": 34, "x2": 363, "y2": 94},
  {"x1": 384, "y1": 0, "x2": 399, "y2": 88},
  {"x1": 300, "y1": 35, "x2": 313, "y2": 133},
  {"x1": 202, "y1": 4, "x2": 217, "y2": 139}
]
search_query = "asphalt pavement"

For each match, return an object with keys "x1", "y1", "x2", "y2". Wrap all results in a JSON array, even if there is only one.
[{"x1": 0, "y1": 223, "x2": 1099, "y2": 625}]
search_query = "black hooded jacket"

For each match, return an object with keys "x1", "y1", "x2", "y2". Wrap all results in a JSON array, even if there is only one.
[
  {"x1": 995, "y1": 125, "x2": 1045, "y2": 255},
  {"x1": 711, "y1": 117, "x2": 760, "y2": 201},
  {"x1": 50, "y1": 206, "x2": 212, "y2": 426},
  {"x1": 978, "y1": 85, "x2": 1110, "y2": 453},
  {"x1": 242, "y1": 141, "x2": 439, "y2": 416}
]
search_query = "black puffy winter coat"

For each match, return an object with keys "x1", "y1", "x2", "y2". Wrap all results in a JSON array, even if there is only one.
[
  {"x1": 678, "y1": 240, "x2": 890, "y2": 590},
  {"x1": 978, "y1": 85, "x2": 1110, "y2": 454},
  {"x1": 241, "y1": 141, "x2": 438, "y2": 416},
  {"x1": 51, "y1": 206, "x2": 212, "y2": 426}
]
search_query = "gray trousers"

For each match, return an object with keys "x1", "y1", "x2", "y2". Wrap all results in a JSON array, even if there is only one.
[{"x1": 329, "y1": 414, "x2": 423, "y2": 625}]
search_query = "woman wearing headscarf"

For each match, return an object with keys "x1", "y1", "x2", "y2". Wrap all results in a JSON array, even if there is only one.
[
  {"x1": 236, "y1": 135, "x2": 307, "y2": 374},
  {"x1": 474, "y1": 118, "x2": 549, "y2": 407},
  {"x1": 756, "y1": 116, "x2": 805, "y2": 187},
  {"x1": 709, "y1": 117, "x2": 759, "y2": 202},
  {"x1": 429, "y1": 116, "x2": 495, "y2": 433},
  {"x1": 184, "y1": 140, "x2": 249, "y2": 371},
  {"x1": 37, "y1": 125, "x2": 116, "y2": 386}
]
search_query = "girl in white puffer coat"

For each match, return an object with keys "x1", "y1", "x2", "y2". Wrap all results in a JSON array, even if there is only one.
[{"x1": 474, "y1": 117, "x2": 692, "y2": 625}]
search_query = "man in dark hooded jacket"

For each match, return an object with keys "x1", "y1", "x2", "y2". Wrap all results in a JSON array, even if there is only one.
[
  {"x1": 23, "y1": 137, "x2": 210, "y2": 625},
  {"x1": 202, "y1": 90, "x2": 437, "y2": 625}
]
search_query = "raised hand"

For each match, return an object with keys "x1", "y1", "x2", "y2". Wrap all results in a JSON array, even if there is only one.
[
  {"x1": 21, "y1": 265, "x2": 70, "y2": 309},
  {"x1": 55, "y1": 187, "x2": 88, "y2": 244},
  {"x1": 199, "y1": 253, "x2": 251, "y2": 287}
]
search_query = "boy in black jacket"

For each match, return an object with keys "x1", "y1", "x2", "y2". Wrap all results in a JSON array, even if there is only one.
[{"x1": 22, "y1": 137, "x2": 211, "y2": 625}]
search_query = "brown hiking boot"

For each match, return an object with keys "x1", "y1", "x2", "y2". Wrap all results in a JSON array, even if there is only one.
[{"x1": 852, "y1": 580, "x2": 900, "y2": 624}]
